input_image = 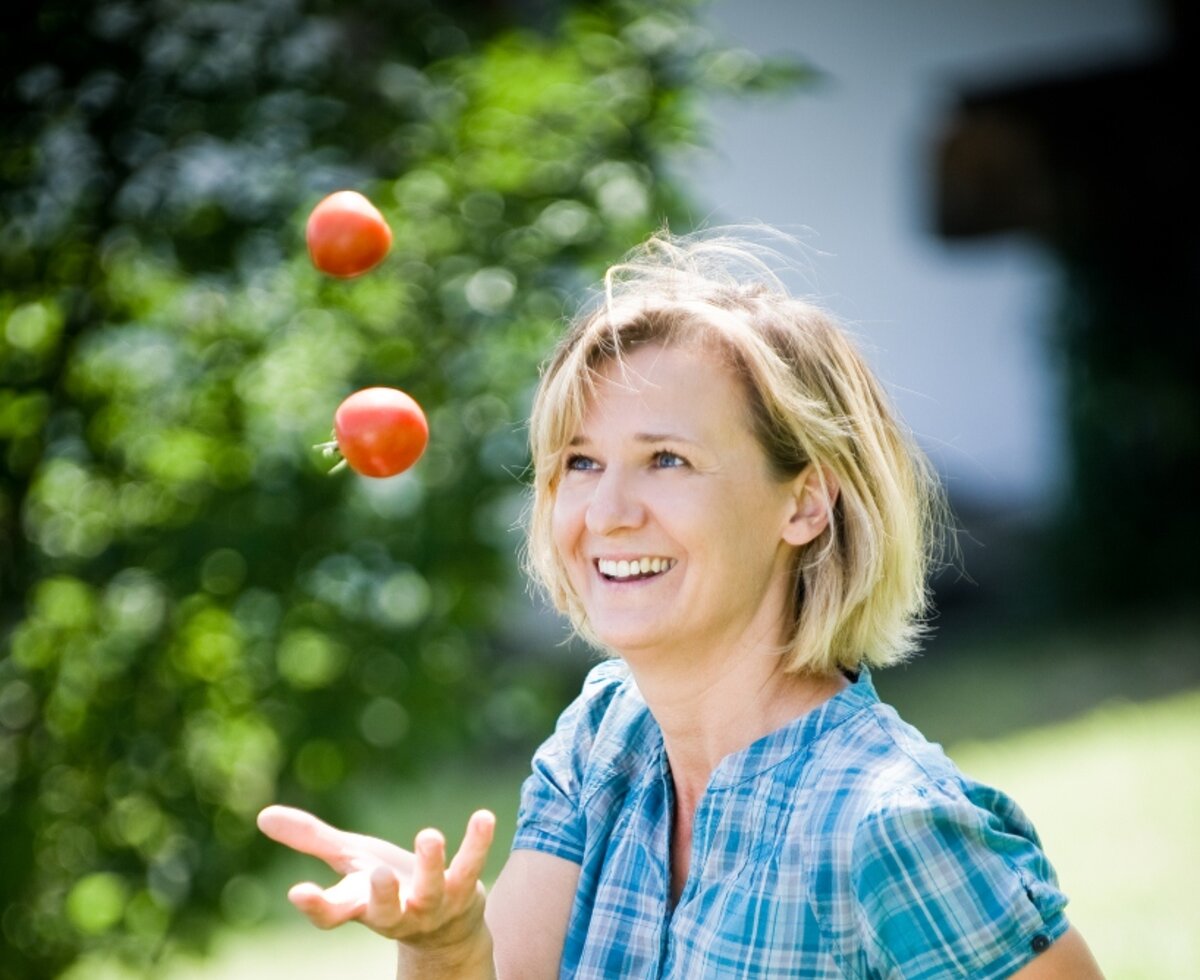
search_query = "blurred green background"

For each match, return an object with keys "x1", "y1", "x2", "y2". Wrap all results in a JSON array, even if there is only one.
[{"x1": 1, "y1": 1, "x2": 1195, "y2": 978}]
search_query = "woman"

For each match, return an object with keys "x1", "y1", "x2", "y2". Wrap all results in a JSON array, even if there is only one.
[{"x1": 259, "y1": 232, "x2": 1104, "y2": 978}]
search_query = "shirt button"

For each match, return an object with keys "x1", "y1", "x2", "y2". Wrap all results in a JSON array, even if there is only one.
[{"x1": 1031, "y1": 934, "x2": 1051, "y2": 953}]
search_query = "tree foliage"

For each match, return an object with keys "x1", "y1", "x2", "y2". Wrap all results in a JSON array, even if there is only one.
[{"x1": 0, "y1": 0, "x2": 806, "y2": 975}]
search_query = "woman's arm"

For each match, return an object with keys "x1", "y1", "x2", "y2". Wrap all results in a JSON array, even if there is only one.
[
  {"x1": 1009, "y1": 926, "x2": 1104, "y2": 979},
  {"x1": 486, "y1": 849, "x2": 581, "y2": 979}
]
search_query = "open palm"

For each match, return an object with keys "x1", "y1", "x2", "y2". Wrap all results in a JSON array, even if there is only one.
[{"x1": 257, "y1": 804, "x2": 496, "y2": 950}]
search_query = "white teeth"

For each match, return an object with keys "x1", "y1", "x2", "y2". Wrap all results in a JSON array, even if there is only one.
[{"x1": 597, "y1": 557, "x2": 675, "y2": 579}]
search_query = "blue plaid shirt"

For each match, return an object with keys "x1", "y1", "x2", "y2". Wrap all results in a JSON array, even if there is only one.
[{"x1": 512, "y1": 660, "x2": 1069, "y2": 978}]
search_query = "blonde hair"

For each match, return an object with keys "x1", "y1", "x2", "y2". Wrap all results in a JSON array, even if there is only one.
[{"x1": 525, "y1": 229, "x2": 947, "y2": 674}]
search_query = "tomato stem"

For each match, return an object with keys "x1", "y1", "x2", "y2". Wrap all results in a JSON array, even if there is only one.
[{"x1": 313, "y1": 437, "x2": 346, "y2": 475}]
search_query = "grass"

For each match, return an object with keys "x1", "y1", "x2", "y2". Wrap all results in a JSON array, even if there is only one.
[
  {"x1": 62, "y1": 679, "x2": 1199, "y2": 980},
  {"x1": 950, "y1": 688, "x2": 1200, "y2": 980}
]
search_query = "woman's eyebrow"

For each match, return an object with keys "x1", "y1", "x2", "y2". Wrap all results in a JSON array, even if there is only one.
[
  {"x1": 634, "y1": 432, "x2": 699, "y2": 446},
  {"x1": 566, "y1": 432, "x2": 701, "y2": 447}
]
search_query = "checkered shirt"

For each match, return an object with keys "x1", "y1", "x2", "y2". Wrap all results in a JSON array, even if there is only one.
[{"x1": 511, "y1": 659, "x2": 1068, "y2": 978}]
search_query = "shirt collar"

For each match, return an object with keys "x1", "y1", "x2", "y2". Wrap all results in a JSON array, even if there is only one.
[{"x1": 702, "y1": 666, "x2": 879, "y2": 789}]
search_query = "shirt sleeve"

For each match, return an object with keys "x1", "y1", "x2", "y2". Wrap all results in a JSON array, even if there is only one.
[
  {"x1": 850, "y1": 783, "x2": 1070, "y2": 980},
  {"x1": 510, "y1": 659, "x2": 628, "y2": 866}
]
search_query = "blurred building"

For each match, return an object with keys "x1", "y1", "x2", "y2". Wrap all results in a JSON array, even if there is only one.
[{"x1": 685, "y1": 0, "x2": 1166, "y2": 511}]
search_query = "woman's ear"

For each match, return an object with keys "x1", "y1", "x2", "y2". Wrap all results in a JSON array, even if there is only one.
[{"x1": 782, "y1": 465, "x2": 839, "y2": 547}]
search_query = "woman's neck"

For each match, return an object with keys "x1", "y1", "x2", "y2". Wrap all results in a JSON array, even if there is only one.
[{"x1": 630, "y1": 648, "x2": 848, "y2": 809}]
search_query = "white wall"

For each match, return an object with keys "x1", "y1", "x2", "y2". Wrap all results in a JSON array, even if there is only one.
[{"x1": 680, "y1": 0, "x2": 1165, "y2": 509}]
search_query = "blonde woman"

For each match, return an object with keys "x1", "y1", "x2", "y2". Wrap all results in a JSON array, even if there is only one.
[{"x1": 259, "y1": 231, "x2": 1103, "y2": 978}]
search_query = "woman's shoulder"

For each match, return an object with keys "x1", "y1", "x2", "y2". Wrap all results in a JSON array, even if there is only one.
[
  {"x1": 792, "y1": 689, "x2": 1051, "y2": 863},
  {"x1": 529, "y1": 658, "x2": 658, "y2": 792},
  {"x1": 565, "y1": 657, "x2": 646, "y2": 742},
  {"x1": 796, "y1": 691, "x2": 1068, "y2": 977},
  {"x1": 808, "y1": 688, "x2": 969, "y2": 810},
  {"x1": 512, "y1": 658, "x2": 658, "y2": 863}
]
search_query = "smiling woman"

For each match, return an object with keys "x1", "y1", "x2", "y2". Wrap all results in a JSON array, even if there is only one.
[
  {"x1": 258, "y1": 229, "x2": 1105, "y2": 979},
  {"x1": 525, "y1": 239, "x2": 940, "y2": 678}
]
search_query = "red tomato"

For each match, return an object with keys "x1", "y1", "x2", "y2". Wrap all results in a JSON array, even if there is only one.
[
  {"x1": 306, "y1": 190, "x2": 392, "y2": 278},
  {"x1": 332, "y1": 387, "x2": 428, "y2": 478}
]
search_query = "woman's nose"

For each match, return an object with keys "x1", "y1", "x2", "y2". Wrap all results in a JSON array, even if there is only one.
[{"x1": 584, "y1": 467, "x2": 645, "y2": 536}]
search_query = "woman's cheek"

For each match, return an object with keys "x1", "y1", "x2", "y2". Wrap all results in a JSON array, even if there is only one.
[{"x1": 550, "y1": 491, "x2": 583, "y2": 559}]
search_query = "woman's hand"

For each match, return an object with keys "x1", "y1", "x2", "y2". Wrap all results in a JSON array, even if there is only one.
[{"x1": 256, "y1": 805, "x2": 496, "y2": 974}]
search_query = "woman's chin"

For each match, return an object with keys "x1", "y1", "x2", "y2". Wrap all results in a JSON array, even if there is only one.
[{"x1": 590, "y1": 621, "x2": 674, "y2": 661}]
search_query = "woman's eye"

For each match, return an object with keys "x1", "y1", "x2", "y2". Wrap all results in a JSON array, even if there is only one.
[
  {"x1": 565, "y1": 454, "x2": 599, "y2": 472},
  {"x1": 654, "y1": 450, "x2": 687, "y2": 469}
]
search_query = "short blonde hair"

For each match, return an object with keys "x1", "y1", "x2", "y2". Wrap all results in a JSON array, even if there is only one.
[{"x1": 525, "y1": 230, "x2": 947, "y2": 674}]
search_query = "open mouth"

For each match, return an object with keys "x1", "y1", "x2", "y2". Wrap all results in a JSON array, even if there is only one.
[{"x1": 596, "y1": 557, "x2": 677, "y2": 582}]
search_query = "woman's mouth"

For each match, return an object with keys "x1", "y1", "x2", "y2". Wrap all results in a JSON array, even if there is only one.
[{"x1": 596, "y1": 557, "x2": 677, "y2": 581}]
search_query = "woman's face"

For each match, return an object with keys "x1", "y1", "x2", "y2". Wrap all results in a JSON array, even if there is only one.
[{"x1": 551, "y1": 342, "x2": 808, "y2": 664}]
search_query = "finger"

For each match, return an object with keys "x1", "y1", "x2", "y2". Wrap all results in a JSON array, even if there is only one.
[
  {"x1": 286, "y1": 876, "x2": 368, "y2": 930},
  {"x1": 257, "y1": 803, "x2": 308, "y2": 839},
  {"x1": 258, "y1": 805, "x2": 415, "y2": 876},
  {"x1": 367, "y1": 864, "x2": 403, "y2": 929},
  {"x1": 446, "y1": 810, "x2": 495, "y2": 891},
  {"x1": 258, "y1": 805, "x2": 352, "y2": 869},
  {"x1": 407, "y1": 828, "x2": 447, "y2": 913}
]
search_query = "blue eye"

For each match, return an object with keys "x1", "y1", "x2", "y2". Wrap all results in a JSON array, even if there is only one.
[
  {"x1": 654, "y1": 450, "x2": 687, "y2": 468},
  {"x1": 565, "y1": 454, "x2": 599, "y2": 471}
]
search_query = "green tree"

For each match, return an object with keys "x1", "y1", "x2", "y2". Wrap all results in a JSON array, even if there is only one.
[{"x1": 0, "y1": 1, "x2": 808, "y2": 975}]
